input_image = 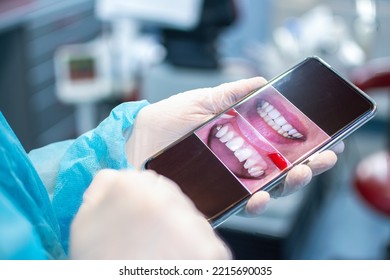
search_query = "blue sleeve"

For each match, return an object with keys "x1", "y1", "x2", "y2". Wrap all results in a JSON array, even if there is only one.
[
  {"x1": 52, "y1": 100, "x2": 149, "y2": 252},
  {"x1": 1, "y1": 112, "x2": 66, "y2": 259},
  {"x1": 0, "y1": 191, "x2": 46, "y2": 260},
  {"x1": 28, "y1": 140, "x2": 74, "y2": 200}
]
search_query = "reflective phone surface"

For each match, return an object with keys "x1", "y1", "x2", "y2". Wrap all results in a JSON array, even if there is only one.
[{"x1": 145, "y1": 57, "x2": 376, "y2": 225}]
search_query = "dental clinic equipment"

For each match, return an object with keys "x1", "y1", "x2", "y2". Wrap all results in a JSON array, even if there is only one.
[
  {"x1": 55, "y1": 43, "x2": 111, "y2": 104},
  {"x1": 54, "y1": 0, "x2": 203, "y2": 134},
  {"x1": 267, "y1": 5, "x2": 367, "y2": 76},
  {"x1": 353, "y1": 0, "x2": 378, "y2": 55},
  {"x1": 94, "y1": 0, "x2": 203, "y2": 98}
]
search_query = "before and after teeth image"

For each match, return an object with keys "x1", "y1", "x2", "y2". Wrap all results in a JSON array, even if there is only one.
[{"x1": 195, "y1": 86, "x2": 330, "y2": 193}]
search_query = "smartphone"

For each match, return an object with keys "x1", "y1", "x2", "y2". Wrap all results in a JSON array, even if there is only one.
[{"x1": 143, "y1": 57, "x2": 376, "y2": 227}]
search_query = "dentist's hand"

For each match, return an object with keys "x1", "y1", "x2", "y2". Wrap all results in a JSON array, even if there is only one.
[
  {"x1": 126, "y1": 78, "x2": 344, "y2": 216},
  {"x1": 70, "y1": 169, "x2": 231, "y2": 259},
  {"x1": 127, "y1": 78, "x2": 268, "y2": 169},
  {"x1": 245, "y1": 141, "x2": 344, "y2": 215}
]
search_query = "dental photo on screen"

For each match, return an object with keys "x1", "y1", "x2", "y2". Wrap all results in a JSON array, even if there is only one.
[
  {"x1": 236, "y1": 86, "x2": 331, "y2": 163},
  {"x1": 195, "y1": 109, "x2": 291, "y2": 193},
  {"x1": 195, "y1": 86, "x2": 331, "y2": 193}
]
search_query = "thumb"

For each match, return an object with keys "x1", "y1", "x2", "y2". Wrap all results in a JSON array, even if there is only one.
[{"x1": 207, "y1": 77, "x2": 267, "y2": 114}]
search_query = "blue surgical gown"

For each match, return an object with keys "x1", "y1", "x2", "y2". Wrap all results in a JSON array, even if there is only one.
[{"x1": 0, "y1": 100, "x2": 148, "y2": 259}]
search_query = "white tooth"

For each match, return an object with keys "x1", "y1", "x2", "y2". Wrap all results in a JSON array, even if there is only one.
[
  {"x1": 216, "y1": 125, "x2": 229, "y2": 138},
  {"x1": 272, "y1": 124, "x2": 280, "y2": 131},
  {"x1": 263, "y1": 115, "x2": 272, "y2": 123},
  {"x1": 258, "y1": 101, "x2": 305, "y2": 140},
  {"x1": 244, "y1": 158, "x2": 257, "y2": 169},
  {"x1": 226, "y1": 137, "x2": 244, "y2": 151},
  {"x1": 248, "y1": 166, "x2": 265, "y2": 177},
  {"x1": 267, "y1": 119, "x2": 275, "y2": 126},
  {"x1": 293, "y1": 132, "x2": 303, "y2": 138},
  {"x1": 265, "y1": 104, "x2": 273, "y2": 113},
  {"x1": 259, "y1": 111, "x2": 267, "y2": 118},
  {"x1": 234, "y1": 148, "x2": 253, "y2": 162},
  {"x1": 250, "y1": 170, "x2": 264, "y2": 177},
  {"x1": 220, "y1": 131, "x2": 234, "y2": 143},
  {"x1": 268, "y1": 108, "x2": 281, "y2": 119},
  {"x1": 274, "y1": 116, "x2": 287, "y2": 126},
  {"x1": 282, "y1": 124, "x2": 293, "y2": 132}
]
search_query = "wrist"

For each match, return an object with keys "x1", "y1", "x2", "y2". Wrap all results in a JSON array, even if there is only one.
[{"x1": 125, "y1": 105, "x2": 150, "y2": 169}]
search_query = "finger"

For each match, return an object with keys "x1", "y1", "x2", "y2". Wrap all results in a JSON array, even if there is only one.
[
  {"x1": 245, "y1": 191, "x2": 271, "y2": 216},
  {"x1": 213, "y1": 239, "x2": 233, "y2": 260},
  {"x1": 83, "y1": 169, "x2": 120, "y2": 203},
  {"x1": 282, "y1": 164, "x2": 313, "y2": 196},
  {"x1": 330, "y1": 141, "x2": 345, "y2": 154},
  {"x1": 221, "y1": 242, "x2": 233, "y2": 260},
  {"x1": 208, "y1": 77, "x2": 267, "y2": 113},
  {"x1": 153, "y1": 173, "x2": 200, "y2": 210},
  {"x1": 306, "y1": 150, "x2": 338, "y2": 176}
]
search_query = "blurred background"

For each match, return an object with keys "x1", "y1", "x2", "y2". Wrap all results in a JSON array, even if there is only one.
[{"x1": 0, "y1": 0, "x2": 389, "y2": 259}]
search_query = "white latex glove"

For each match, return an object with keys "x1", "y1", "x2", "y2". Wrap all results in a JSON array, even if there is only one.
[
  {"x1": 70, "y1": 169, "x2": 231, "y2": 259},
  {"x1": 126, "y1": 78, "x2": 344, "y2": 216}
]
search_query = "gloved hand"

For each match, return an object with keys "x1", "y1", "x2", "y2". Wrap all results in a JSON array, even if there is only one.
[
  {"x1": 70, "y1": 169, "x2": 231, "y2": 259},
  {"x1": 126, "y1": 77, "x2": 344, "y2": 216}
]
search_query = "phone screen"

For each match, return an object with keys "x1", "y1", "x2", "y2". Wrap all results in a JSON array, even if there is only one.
[{"x1": 145, "y1": 57, "x2": 375, "y2": 223}]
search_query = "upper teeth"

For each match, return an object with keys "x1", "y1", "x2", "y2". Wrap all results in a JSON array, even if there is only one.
[
  {"x1": 215, "y1": 125, "x2": 266, "y2": 178},
  {"x1": 257, "y1": 100, "x2": 304, "y2": 140}
]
